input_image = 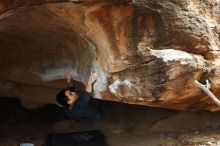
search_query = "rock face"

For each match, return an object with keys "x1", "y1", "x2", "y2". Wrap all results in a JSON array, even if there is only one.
[{"x1": 0, "y1": 0, "x2": 220, "y2": 110}]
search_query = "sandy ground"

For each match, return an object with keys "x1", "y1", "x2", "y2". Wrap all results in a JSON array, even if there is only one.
[{"x1": 1, "y1": 97, "x2": 220, "y2": 146}]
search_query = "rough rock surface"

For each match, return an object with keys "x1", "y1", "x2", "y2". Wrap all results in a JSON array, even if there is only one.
[{"x1": 0, "y1": 0, "x2": 220, "y2": 110}]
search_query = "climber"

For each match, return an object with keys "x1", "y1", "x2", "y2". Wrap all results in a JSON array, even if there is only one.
[{"x1": 56, "y1": 70, "x2": 104, "y2": 124}]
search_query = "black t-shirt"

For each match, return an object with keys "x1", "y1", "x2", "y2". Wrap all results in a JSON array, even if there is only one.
[{"x1": 64, "y1": 91, "x2": 103, "y2": 124}]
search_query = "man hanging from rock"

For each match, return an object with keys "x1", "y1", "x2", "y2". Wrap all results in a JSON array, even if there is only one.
[{"x1": 56, "y1": 70, "x2": 104, "y2": 124}]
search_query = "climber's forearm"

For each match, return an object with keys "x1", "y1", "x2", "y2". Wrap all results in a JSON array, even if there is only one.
[{"x1": 85, "y1": 83, "x2": 93, "y2": 93}]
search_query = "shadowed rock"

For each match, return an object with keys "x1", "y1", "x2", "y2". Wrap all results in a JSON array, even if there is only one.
[{"x1": 0, "y1": 0, "x2": 220, "y2": 111}]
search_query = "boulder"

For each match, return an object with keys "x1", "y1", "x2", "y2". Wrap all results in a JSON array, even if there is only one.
[{"x1": 0, "y1": 0, "x2": 220, "y2": 110}]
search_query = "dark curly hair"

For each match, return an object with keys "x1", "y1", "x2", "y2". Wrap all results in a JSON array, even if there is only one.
[{"x1": 56, "y1": 89, "x2": 68, "y2": 107}]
